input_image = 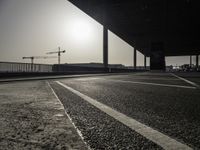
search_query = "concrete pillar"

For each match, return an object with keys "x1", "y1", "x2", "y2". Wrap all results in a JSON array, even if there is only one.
[
  {"x1": 144, "y1": 55, "x2": 147, "y2": 69},
  {"x1": 196, "y1": 54, "x2": 199, "y2": 70},
  {"x1": 150, "y1": 42, "x2": 166, "y2": 70},
  {"x1": 103, "y1": 26, "x2": 108, "y2": 69},
  {"x1": 134, "y1": 48, "x2": 137, "y2": 69},
  {"x1": 190, "y1": 55, "x2": 192, "y2": 68}
]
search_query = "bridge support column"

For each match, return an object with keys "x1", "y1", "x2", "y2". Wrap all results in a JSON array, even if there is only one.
[
  {"x1": 150, "y1": 42, "x2": 166, "y2": 70},
  {"x1": 144, "y1": 55, "x2": 147, "y2": 69},
  {"x1": 196, "y1": 54, "x2": 199, "y2": 70},
  {"x1": 103, "y1": 26, "x2": 108, "y2": 69},
  {"x1": 134, "y1": 48, "x2": 137, "y2": 69},
  {"x1": 190, "y1": 55, "x2": 192, "y2": 68}
]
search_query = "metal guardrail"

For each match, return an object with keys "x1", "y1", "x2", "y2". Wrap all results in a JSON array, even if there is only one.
[
  {"x1": 0, "y1": 62, "x2": 53, "y2": 72},
  {"x1": 0, "y1": 62, "x2": 148, "y2": 73}
]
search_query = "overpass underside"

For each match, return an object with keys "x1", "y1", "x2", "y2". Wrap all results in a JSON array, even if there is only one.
[{"x1": 68, "y1": 0, "x2": 200, "y2": 70}]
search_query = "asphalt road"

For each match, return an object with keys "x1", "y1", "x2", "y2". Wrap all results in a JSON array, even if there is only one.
[{"x1": 48, "y1": 72, "x2": 200, "y2": 149}]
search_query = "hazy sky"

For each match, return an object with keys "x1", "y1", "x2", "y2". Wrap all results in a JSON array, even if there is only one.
[{"x1": 0, "y1": 0, "x2": 195, "y2": 66}]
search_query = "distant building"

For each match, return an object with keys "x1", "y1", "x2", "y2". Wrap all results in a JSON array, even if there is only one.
[{"x1": 65, "y1": 63, "x2": 125, "y2": 68}]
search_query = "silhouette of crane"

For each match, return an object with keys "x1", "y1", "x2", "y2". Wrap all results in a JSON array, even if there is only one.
[
  {"x1": 46, "y1": 47, "x2": 66, "y2": 64},
  {"x1": 22, "y1": 56, "x2": 57, "y2": 64},
  {"x1": 22, "y1": 56, "x2": 57, "y2": 71}
]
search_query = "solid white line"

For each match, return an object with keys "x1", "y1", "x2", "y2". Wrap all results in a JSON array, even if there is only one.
[
  {"x1": 46, "y1": 81, "x2": 91, "y2": 150},
  {"x1": 127, "y1": 78, "x2": 180, "y2": 81},
  {"x1": 56, "y1": 81, "x2": 192, "y2": 150},
  {"x1": 170, "y1": 73, "x2": 199, "y2": 88},
  {"x1": 104, "y1": 79, "x2": 196, "y2": 89},
  {"x1": 47, "y1": 81, "x2": 64, "y2": 107}
]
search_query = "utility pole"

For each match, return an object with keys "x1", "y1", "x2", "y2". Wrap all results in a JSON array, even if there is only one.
[{"x1": 46, "y1": 47, "x2": 66, "y2": 64}]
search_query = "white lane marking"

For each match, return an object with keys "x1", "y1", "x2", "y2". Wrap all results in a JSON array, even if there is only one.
[
  {"x1": 56, "y1": 81, "x2": 192, "y2": 150},
  {"x1": 54, "y1": 114, "x2": 64, "y2": 117},
  {"x1": 75, "y1": 78, "x2": 100, "y2": 81},
  {"x1": 74, "y1": 77, "x2": 179, "y2": 82},
  {"x1": 103, "y1": 79, "x2": 196, "y2": 89},
  {"x1": 170, "y1": 73, "x2": 199, "y2": 88},
  {"x1": 124, "y1": 78, "x2": 180, "y2": 81},
  {"x1": 46, "y1": 81, "x2": 91, "y2": 150}
]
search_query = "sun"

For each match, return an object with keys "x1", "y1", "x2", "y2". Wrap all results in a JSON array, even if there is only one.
[{"x1": 69, "y1": 18, "x2": 94, "y2": 43}]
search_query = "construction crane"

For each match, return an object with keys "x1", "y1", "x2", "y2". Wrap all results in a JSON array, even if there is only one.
[
  {"x1": 22, "y1": 56, "x2": 57, "y2": 64},
  {"x1": 22, "y1": 56, "x2": 57, "y2": 72},
  {"x1": 46, "y1": 47, "x2": 66, "y2": 64}
]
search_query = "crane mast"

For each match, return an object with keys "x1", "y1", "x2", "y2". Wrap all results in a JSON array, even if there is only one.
[{"x1": 46, "y1": 47, "x2": 66, "y2": 64}]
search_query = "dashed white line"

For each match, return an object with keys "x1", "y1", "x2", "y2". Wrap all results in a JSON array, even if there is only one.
[
  {"x1": 103, "y1": 79, "x2": 196, "y2": 89},
  {"x1": 56, "y1": 81, "x2": 192, "y2": 150},
  {"x1": 170, "y1": 73, "x2": 199, "y2": 88}
]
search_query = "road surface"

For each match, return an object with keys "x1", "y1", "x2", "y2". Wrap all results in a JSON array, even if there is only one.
[
  {"x1": 49, "y1": 72, "x2": 200, "y2": 149},
  {"x1": 1, "y1": 72, "x2": 200, "y2": 149}
]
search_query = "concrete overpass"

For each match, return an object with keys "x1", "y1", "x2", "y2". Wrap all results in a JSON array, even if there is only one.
[{"x1": 68, "y1": 0, "x2": 200, "y2": 70}]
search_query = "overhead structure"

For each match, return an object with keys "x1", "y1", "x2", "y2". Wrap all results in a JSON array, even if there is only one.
[
  {"x1": 68, "y1": 0, "x2": 200, "y2": 70},
  {"x1": 46, "y1": 47, "x2": 66, "y2": 64}
]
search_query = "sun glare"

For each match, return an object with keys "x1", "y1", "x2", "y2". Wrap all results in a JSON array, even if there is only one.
[{"x1": 69, "y1": 18, "x2": 94, "y2": 43}]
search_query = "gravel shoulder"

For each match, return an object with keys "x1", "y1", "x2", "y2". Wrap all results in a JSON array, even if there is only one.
[{"x1": 0, "y1": 81, "x2": 88, "y2": 150}]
